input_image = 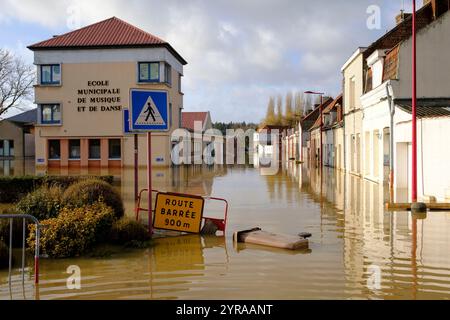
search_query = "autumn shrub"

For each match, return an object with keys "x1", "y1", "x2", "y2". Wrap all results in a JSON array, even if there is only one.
[
  {"x1": 0, "y1": 175, "x2": 114, "y2": 203},
  {"x1": 27, "y1": 203, "x2": 115, "y2": 258},
  {"x1": 15, "y1": 185, "x2": 63, "y2": 221},
  {"x1": 62, "y1": 179, "x2": 124, "y2": 219},
  {"x1": 109, "y1": 217, "x2": 150, "y2": 246}
]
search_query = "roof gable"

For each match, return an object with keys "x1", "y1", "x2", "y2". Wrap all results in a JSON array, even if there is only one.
[{"x1": 181, "y1": 112, "x2": 209, "y2": 132}]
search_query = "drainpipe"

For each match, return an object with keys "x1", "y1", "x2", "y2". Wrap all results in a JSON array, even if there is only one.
[{"x1": 386, "y1": 82, "x2": 395, "y2": 202}]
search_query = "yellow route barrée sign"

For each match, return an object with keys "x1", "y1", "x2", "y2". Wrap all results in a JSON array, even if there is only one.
[{"x1": 153, "y1": 192, "x2": 205, "y2": 233}]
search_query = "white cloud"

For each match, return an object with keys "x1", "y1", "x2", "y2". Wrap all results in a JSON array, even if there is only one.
[{"x1": 0, "y1": 0, "x2": 404, "y2": 122}]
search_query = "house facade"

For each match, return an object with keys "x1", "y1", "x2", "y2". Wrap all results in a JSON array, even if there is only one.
[
  {"x1": 361, "y1": 0, "x2": 450, "y2": 201},
  {"x1": 0, "y1": 109, "x2": 36, "y2": 159},
  {"x1": 28, "y1": 17, "x2": 187, "y2": 170},
  {"x1": 342, "y1": 48, "x2": 366, "y2": 176}
]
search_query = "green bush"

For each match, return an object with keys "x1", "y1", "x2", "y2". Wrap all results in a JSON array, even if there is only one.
[
  {"x1": 15, "y1": 185, "x2": 63, "y2": 221},
  {"x1": 62, "y1": 179, "x2": 124, "y2": 219},
  {"x1": 0, "y1": 175, "x2": 114, "y2": 203},
  {"x1": 0, "y1": 240, "x2": 10, "y2": 269},
  {"x1": 28, "y1": 203, "x2": 115, "y2": 258},
  {"x1": 109, "y1": 217, "x2": 150, "y2": 245}
]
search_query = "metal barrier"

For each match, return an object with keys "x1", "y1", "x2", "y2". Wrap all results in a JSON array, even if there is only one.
[
  {"x1": 135, "y1": 189, "x2": 229, "y2": 232},
  {"x1": 0, "y1": 214, "x2": 41, "y2": 285}
]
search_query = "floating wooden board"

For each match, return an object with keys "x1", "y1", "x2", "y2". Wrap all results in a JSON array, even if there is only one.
[
  {"x1": 385, "y1": 202, "x2": 450, "y2": 211},
  {"x1": 233, "y1": 228, "x2": 309, "y2": 250}
]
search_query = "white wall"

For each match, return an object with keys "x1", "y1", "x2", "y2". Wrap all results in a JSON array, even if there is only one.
[{"x1": 394, "y1": 112, "x2": 450, "y2": 201}]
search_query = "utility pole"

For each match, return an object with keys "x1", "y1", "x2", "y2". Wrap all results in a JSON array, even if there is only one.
[
  {"x1": 304, "y1": 91, "x2": 324, "y2": 169},
  {"x1": 412, "y1": 0, "x2": 418, "y2": 203}
]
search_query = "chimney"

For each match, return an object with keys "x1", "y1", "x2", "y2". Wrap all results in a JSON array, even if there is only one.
[{"x1": 395, "y1": 10, "x2": 412, "y2": 25}]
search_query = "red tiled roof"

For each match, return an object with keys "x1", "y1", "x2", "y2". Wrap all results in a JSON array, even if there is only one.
[
  {"x1": 28, "y1": 17, "x2": 187, "y2": 65},
  {"x1": 181, "y1": 112, "x2": 209, "y2": 131},
  {"x1": 309, "y1": 96, "x2": 341, "y2": 131},
  {"x1": 322, "y1": 94, "x2": 343, "y2": 114}
]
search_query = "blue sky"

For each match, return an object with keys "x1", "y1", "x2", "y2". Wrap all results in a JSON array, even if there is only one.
[{"x1": 0, "y1": 0, "x2": 417, "y2": 122}]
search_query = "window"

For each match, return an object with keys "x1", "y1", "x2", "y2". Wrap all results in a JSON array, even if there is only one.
[
  {"x1": 349, "y1": 77, "x2": 356, "y2": 109},
  {"x1": 178, "y1": 107, "x2": 183, "y2": 128},
  {"x1": 0, "y1": 140, "x2": 14, "y2": 157},
  {"x1": 89, "y1": 139, "x2": 101, "y2": 159},
  {"x1": 178, "y1": 73, "x2": 182, "y2": 93},
  {"x1": 40, "y1": 104, "x2": 61, "y2": 124},
  {"x1": 40, "y1": 64, "x2": 61, "y2": 85},
  {"x1": 48, "y1": 140, "x2": 61, "y2": 160},
  {"x1": 108, "y1": 139, "x2": 121, "y2": 159},
  {"x1": 138, "y1": 62, "x2": 159, "y2": 82},
  {"x1": 8, "y1": 140, "x2": 14, "y2": 157},
  {"x1": 69, "y1": 140, "x2": 81, "y2": 159},
  {"x1": 164, "y1": 63, "x2": 172, "y2": 85}
]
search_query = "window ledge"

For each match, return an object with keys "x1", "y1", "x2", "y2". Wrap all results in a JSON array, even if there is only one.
[
  {"x1": 34, "y1": 84, "x2": 62, "y2": 88},
  {"x1": 136, "y1": 82, "x2": 172, "y2": 88},
  {"x1": 37, "y1": 123, "x2": 62, "y2": 127}
]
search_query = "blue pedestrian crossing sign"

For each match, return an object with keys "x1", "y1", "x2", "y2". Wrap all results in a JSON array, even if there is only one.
[{"x1": 130, "y1": 89, "x2": 169, "y2": 131}]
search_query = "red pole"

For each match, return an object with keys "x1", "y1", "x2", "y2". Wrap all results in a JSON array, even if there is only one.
[
  {"x1": 412, "y1": 0, "x2": 418, "y2": 202},
  {"x1": 147, "y1": 132, "x2": 153, "y2": 235}
]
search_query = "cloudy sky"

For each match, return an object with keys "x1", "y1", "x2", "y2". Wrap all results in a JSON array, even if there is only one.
[{"x1": 0, "y1": 0, "x2": 417, "y2": 122}]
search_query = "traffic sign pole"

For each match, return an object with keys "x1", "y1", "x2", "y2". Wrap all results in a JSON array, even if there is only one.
[{"x1": 147, "y1": 131, "x2": 153, "y2": 236}]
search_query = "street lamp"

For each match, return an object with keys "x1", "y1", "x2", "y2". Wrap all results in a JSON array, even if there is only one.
[{"x1": 305, "y1": 91, "x2": 324, "y2": 168}]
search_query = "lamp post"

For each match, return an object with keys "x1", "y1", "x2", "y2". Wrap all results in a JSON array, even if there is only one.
[
  {"x1": 305, "y1": 91, "x2": 324, "y2": 168},
  {"x1": 411, "y1": 0, "x2": 418, "y2": 203}
]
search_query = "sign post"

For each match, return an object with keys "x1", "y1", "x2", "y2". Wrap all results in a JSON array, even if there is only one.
[
  {"x1": 123, "y1": 108, "x2": 139, "y2": 203},
  {"x1": 147, "y1": 131, "x2": 152, "y2": 235},
  {"x1": 130, "y1": 89, "x2": 169, "y2": 236}
]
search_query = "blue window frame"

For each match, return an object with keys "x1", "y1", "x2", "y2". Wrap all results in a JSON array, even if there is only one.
[
  {"x1": 40, "y1": 104, "x2": 61, "y2": 124},
  {"x1": 164, "y1": 63, "x2": 172, "y2": 85},
  {"x1": 40, "y1": 64, "x2": 61, "y2": 85},
  {"x1": 138, "y1": 62, "x2": 160, "y2": 82}
]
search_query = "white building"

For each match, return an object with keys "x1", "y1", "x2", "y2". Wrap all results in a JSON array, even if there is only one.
[{"x1": 361, "y1": 1, "x2": 450, "y2": 201}]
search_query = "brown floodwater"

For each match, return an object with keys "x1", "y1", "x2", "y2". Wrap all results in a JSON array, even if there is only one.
[{"x1": 1, "y1": 159, "x2": 450, "y2": 300}]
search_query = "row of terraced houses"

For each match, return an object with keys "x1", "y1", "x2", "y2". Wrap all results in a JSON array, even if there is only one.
[{"x1": 284, "y1": 0, "x2": 450, "y2": 202}]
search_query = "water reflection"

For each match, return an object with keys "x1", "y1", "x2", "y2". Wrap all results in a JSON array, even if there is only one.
[{"x1": 0, "y1": 160, "x2": 450, "y2": 299}]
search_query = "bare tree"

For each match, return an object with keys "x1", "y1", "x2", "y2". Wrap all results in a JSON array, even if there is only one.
[
  {"x1": 294, "y1": 91, "x2": 304, "y2": 120},
  {"x1": 285, "y1": 91, "x2": 295, "y2": 128},
  {"x1": 263, "y1": 96, "x2": 276, "y2": 126},
  {"x1": 276, "y1": 94, "x2": 283, "y2": 126},
  {"x1": 0, "y1": 49, "x2": 35, "y2": 118}
]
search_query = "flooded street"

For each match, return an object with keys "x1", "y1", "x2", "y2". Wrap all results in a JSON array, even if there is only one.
[{"x1": 1, "y1": 160, "x2": 450, "y2": 300}]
